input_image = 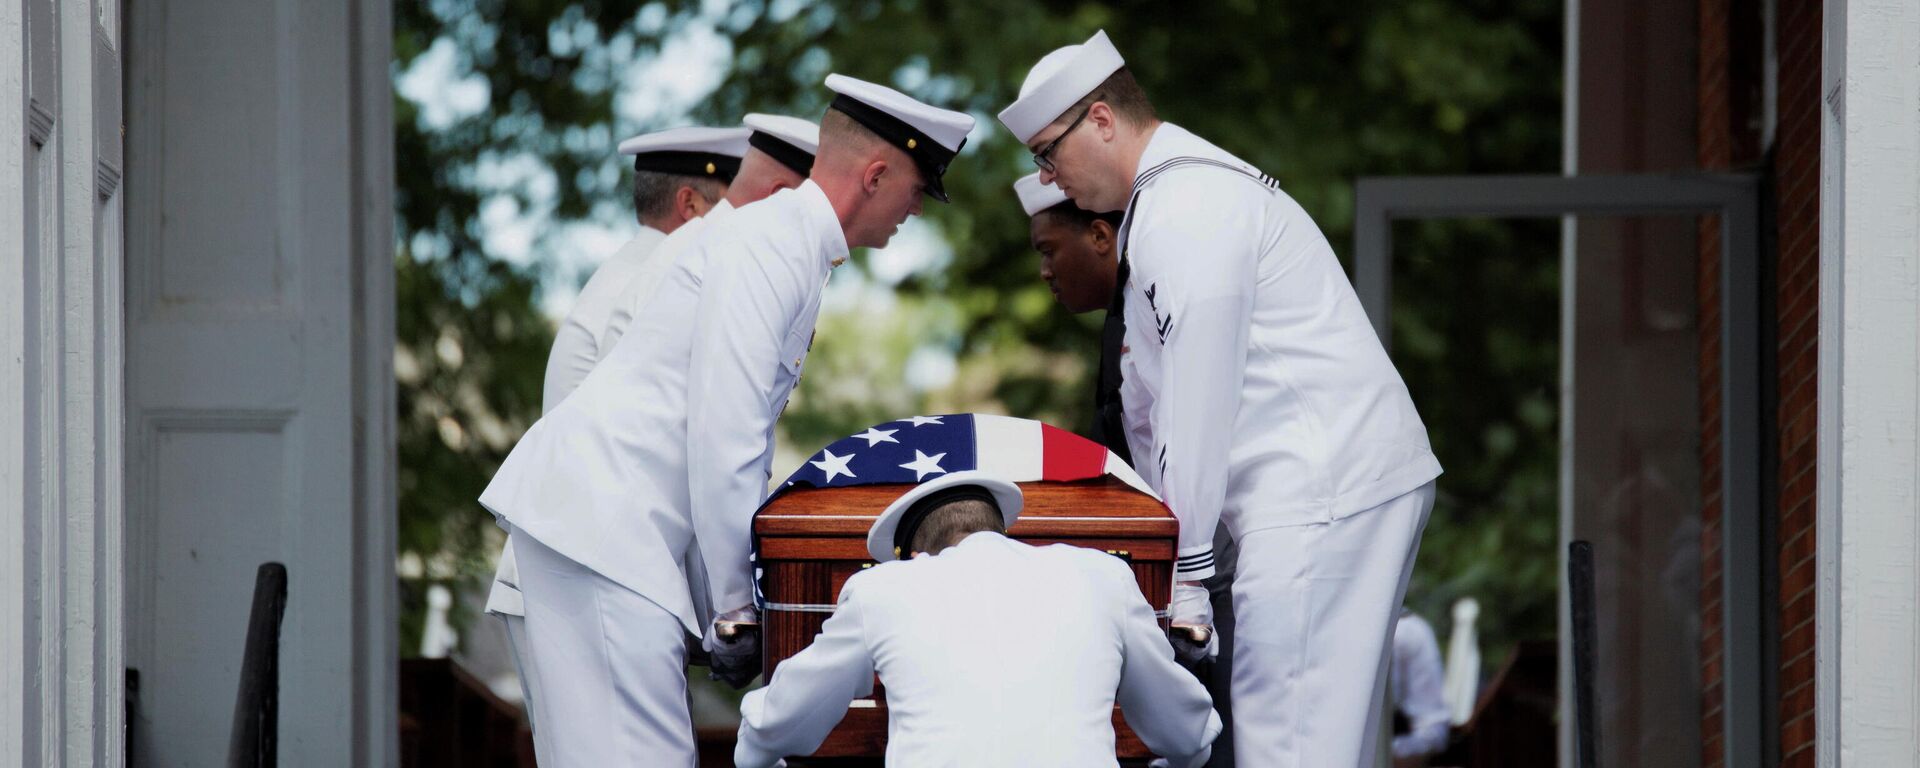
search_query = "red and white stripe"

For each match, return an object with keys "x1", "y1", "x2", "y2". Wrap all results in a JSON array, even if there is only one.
[{"x1": 970, "y1": 414, "x2": 1157, "y2": 498}]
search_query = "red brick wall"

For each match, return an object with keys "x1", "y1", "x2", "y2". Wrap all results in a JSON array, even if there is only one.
[
  {"x1": 1696, "y1": 1, "x2": 1731, "y2": 761},
  {"x1": 1772, "y1": 1, "x2": 1822, "y2": 764},
  {"x1": 1697, "y1": 1, "x2": 1822, "y2": 765}
]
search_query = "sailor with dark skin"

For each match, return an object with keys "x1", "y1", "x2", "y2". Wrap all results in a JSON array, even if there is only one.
[
  {"x1": 1020, "y1": 172, "x2": 1123, "y2": 314},
  {"x1": 1015, "y1": 172, "x2": 1134, "y2": 472}
]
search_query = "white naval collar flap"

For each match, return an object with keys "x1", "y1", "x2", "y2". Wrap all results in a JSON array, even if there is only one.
[{"x1": 1127, "y1": 122, "x2": 1197, "y2": 194}]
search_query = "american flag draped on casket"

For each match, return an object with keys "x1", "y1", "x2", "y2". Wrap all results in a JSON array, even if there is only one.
[
  {"x1": 768, "y1": 413, "x2": 1155, "y2": 499},
  {"x1": 749, "y1": 414, "x2": 1177, "y2": 762}
]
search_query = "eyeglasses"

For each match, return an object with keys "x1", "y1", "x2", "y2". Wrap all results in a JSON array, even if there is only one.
[{"x1": 1031, "y1": 106, "x2": 1092, "y2": 173}]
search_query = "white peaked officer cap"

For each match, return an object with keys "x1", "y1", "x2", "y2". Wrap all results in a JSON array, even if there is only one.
[
  {"x1": 866, "y1": 470, "x2": 1023, "y2": 563},
  {"x1": 1013, "y1": 172, "x2": 1071, "y2": 217},
  {"x1": 617, "y1": 125, "x2": 753, "y2": 183},
  {"x1": 997, "y1": 29, "x2": 1127, "y2": 144},
  {"x1": 742, "y1": 113, "x2": 821, "y2": 177},
  {"x1": 824, "y1": 73, "x2": 976, "y2": 203}
]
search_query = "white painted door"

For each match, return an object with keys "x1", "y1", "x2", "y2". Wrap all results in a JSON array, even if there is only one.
[{"x1": 122, "y1": 0, "x2": 394, "y2": 764}]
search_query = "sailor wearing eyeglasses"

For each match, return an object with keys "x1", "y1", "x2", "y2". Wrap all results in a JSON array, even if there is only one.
[{"x1": 1000, "y1": 30, "x2": 1443, "y2": 768}]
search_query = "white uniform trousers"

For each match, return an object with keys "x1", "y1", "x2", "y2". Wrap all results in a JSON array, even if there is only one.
[
  {"x1": 485, "y1": 539, "x2": 549, "y2": 759},
  {"x1": 1229, "y1": 482, "x2": 1435, "y2": 768},
  {"x1": 512, "y1": 531, "x2": 696, "y2": 768},
  {"x1": 493, "y1": 610, "x2": 560, "y2": 766}
]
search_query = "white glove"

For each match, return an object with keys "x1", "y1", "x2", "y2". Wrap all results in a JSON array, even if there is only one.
[{"x1": 1170, "y1": 583, "x2": 1218, "y2": 665}]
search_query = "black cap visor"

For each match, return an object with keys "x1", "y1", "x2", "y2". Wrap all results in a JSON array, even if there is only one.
[
  {"x1": 748, "y1": 131, "x2": 817, "y2": 178},
  {"x1": 631, "y1": 151, "x2": 741, "y2": 184},
  {"x1": 829, "y1": 94, "x2": 965, "y2": 203}
]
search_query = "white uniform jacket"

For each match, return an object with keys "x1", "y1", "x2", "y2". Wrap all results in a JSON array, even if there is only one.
[
  {"x1": 735, "y1": 532, "x2": 1222, "y2": 768},
  {"x1": 600, "y1": 200, "x2": 736, "y2": 358},
  {"x1": 487, "y1": 206, "x2": 747, "y2": 621},
  {"x1": 540, "y1": 224, "x2": 668, "y2": 411},
  {"x1": 479, "y1": 182, "x2": 843, "y2": 635},
  {"x1": 1115, "y1": 123, "x2": 1443, "y2": 580},
  {"x1": 487, "y1": 224, "x2": 668, "y2": 620}
]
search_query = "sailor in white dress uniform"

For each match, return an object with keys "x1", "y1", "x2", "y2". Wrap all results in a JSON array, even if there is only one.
[
  {"x1": 477, "y1": 76, "x2": 972, "y2": 767},
  {"x1": 1018, "y1": 169, "x2": 1247, "y2": 764},
  {"x1": 484, "y1": 117, "x2": 822, "y2": 755},
  {"x1": 735, "y1": 471, "x2": 1222, "y2": 768},
  {"x1": 1000, "y1": 30, "x2": 1443, "y2": 767},
  {"x1": 598, "y1": 113, "x2": 824, "y2": 357},
  {"x1": 481, "y1": 124, "x2": 745, "y2": 754},
  {"x1": 682, "y1": 75, "x2": 976, "y2": 685},
  {"x1": 544, "y1": 125, "x2": 750, "y2": 405},
  {"x1": 587, "y1": 114, "x2": 822, "y2": 679}
]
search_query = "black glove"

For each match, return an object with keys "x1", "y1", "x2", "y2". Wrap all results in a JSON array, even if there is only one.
[
  {"x1": 1170, "y1": 625, "x2": 1215, "y2": 670},
  {"x1": 1169, "y1": 584, "x2": 1218, "y2": 672},
  {"x1": 707, "y1": 622, "x2": 761, "y2": 689}
]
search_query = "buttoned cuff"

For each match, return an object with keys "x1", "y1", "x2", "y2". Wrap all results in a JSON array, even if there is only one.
[{"x1": 1175, "y1": 545, "x2": 1216, "y2": 580}]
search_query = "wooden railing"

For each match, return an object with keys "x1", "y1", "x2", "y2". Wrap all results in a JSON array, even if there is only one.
[
  {"x1": 399, "y1": 658, "x2": 536, "y2": 767},
  {"x1": 228, "y1": 563, "x2": 288, "y2": 768}
]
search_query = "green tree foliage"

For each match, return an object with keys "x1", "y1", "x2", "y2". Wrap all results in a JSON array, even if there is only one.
[{"x1": 395, "y1": 0, "x2": 1563, "y2": 667}]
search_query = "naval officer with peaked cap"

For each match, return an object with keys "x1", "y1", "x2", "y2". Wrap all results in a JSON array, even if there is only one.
[
  {"x1": 482, "y1": 116, "x2": 823, "y2": 761},
  {"x1": 1001, "y1": 30, "x2": 1443, "y2": 767},
  {"x1": 687, "y1": 73, "x2": 976, "y2": 684},
  {"x1": 544, "y1": 125, "x2": 751, "y2": 408},
  {"x1": 479, "y1": 122, "x2": 745, "y2": 759},
  {"x1": 735, "y1": 471, "x2": 1222, "y2": 768},
  {"x1": 599, "y1": 113, "x2": 822, "y2": 356},
  {"x1": 593, "y1": 112, "x2": 822, "y2": 687},
  {"x1": 477, "y1": 75, "x2": 971, "y2": 767}
]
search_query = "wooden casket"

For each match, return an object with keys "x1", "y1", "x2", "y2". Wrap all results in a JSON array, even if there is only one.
[{"x1": 751, "y1": 415, "x2": 1177, "y2": 765}]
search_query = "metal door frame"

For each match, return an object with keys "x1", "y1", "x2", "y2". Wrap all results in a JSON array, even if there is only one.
[{"x1": 1352, "y1": 173, "x2": 1768, "y2": 767}]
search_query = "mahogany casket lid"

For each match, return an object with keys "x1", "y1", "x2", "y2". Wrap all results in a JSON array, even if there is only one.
[{"x1": 754, "y1": 475, "x2": 1175, "y2": 539}]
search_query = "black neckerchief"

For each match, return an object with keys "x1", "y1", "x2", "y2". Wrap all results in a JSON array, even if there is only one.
[{"x1": 1091, "y1": 250, "x2": 1133, "y2": 465}]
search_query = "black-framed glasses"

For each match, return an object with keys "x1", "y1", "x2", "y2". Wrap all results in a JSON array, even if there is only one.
[{"x1": 1032, "y1": 106, "x2": 1092, "y2": 173}]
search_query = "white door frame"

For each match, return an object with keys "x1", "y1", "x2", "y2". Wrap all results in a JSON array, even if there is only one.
[{"x1": 1817, "y1": 1, "x2": 1920, "y2": 765}]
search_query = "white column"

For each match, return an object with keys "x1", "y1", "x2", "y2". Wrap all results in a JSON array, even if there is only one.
[
  {"x1": 0, "y1": 0, "x2": 126, "y2": 764},
  {"x1": 1818, "y1": 0, "x2": 1920, "y2": 765},
  {"x1": 1, "y1": 0, "x2": 28, "y2": 758},
  {"x1": 351, "y1": 0, "x2": 399, "y2": 761}
]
